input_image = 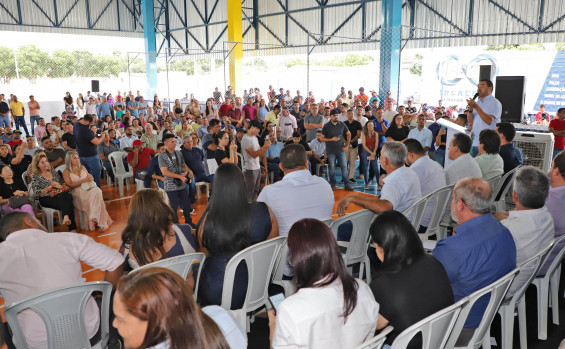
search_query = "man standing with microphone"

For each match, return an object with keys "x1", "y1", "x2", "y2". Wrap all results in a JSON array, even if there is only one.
[{"x1": 466, "y1": 79, "x2": 502, "y2": 157}]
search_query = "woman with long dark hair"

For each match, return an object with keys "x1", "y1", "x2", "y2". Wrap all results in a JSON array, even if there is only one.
[
  {"x1": 113, "y1": 267, "x2": 247, "y2": 349},
  {"x1": 197, "y1": 163, "x2": 278, "y2": 308},
  {"x1": 121, "y1": 189, "x2": 196, "y2": 270},
  {"x1": 368, "y1": 211, "x2": 453, "y2": 348},
  {"x1": 385, "y1": 114, "x2": 410, "y2": 143},
  {"x1": 269, "y1": 218, "x2": 379, "y2": 349}
]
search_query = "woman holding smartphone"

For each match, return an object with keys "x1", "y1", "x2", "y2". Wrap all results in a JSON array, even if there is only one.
[{"x1": 268, "y1": 218, "x2": 379, "y2": 349}]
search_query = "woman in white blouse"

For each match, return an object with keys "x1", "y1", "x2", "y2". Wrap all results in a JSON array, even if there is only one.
[{"x1": 268, "y1": 218, "x2": 380, "y2": 349}]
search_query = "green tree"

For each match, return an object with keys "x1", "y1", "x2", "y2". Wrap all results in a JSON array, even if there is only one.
[
  {"x1": 170, "y1": 60, "x2": 194, "y2": 75},
  {"x1": 17, "y1": 45, "x2": 50, "y2": 79},
  {"x1": 73, "y1": 50, "x2": 97, "y2": 76},
  {"x1": 197, "y1": 59, "x2": 211, "y2": 72},
  {"x1": 49, "y1": 50, "x2": 76, "y2": 78},
  {"x1": 0, "y1": 47, "x2": 16, "y2": 82},
  {"x1": 556, "y1": 43, "x2": 565, "y2": 51}
]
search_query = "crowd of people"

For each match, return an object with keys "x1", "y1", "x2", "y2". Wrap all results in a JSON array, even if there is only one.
[{"x1": 0, "y1": 81, "x2": 564, "y2": 349}]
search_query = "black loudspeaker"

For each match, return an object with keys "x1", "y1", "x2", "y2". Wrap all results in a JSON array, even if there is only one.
[
  {"x1": 91, "y1": 80, "x2": 100, "y2": 93},
  {"x1": 479, "y1": 65, "x2": 492, "y2": 82},
  {"x1": 495, "y1": 76, "x2": 526, "y2": 123}
]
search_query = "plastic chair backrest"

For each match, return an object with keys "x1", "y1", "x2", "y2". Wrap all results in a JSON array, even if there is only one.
[
  {"x1": 54, "y1": 165, "x2": 66, "y2": 177},
  {"x1": 391, "y1": 298, "x2": 466, "y2": 349},
  {"x1": 330, "y1": 210, "x2": 376, "y2": 265},
  {"x1": 507, "y1": 241, "x2": 553, "y2": 303},
  {"x1": 355, "y1": 326, "x2": 394, "y2": 349},
  {"x1": 134, "y1": 253, "x2": 206, "y2": 293},
  {"x1": 237, "y1": 153, "x2": 244, "y2": 172},
  {"x1": 539, "y1": 235, "x2": 565, "y2": 278},
  {"x1": 424, "y1": 185, "x2": 454, "y2": 236},
  {"x1": 5, "y1": 281, "x2": 112, "y2": 349},
  {"x1": 321, "y1": 217, "x2": 335, "y2": 230},
  {"x1": 445, "y1": 268, "x2": 519, "y2": 349},
  {"x1": 486, "y1": 174, "x2": 502, "y2": 199},
  {"x1": 206, "y1": 159, "x2": 219, "y2": 175},
  {"x1": 221, "y1": 236, "x2": 286, "y2": 313},
  {"x1": 108, "y1": 151, "x2": 130, "y2": 175},
  {"x1": 493, "y1": 166, "x2": 520, "y2": 200},
  {"x1": 271, "y1": 238, "x2": 290, "y2": 286}
]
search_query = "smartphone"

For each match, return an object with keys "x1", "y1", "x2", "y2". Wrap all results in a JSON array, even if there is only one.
[
  {"x1": 268, "y1": 293, "x2": 285, "y2": 313},
  {"x1": 440, "y1": 125, "x2": 446, "y2": 130}
]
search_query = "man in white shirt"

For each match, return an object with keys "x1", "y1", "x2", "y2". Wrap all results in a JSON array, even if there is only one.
[
  {"x1": 242, "y1": 120, "x2": 270, "y2": 201},
  {"x1": 119, "y1": 125, "x2": 139, "y2": 152},
  {"x1": 466, "y1": 79, "x2": 502, "y2": 156},
  {"x1": 85, "y1": 97, "x2": 97, "y2": 115},
  {"x1": 309, "y1": 130, "x2": 327, "y2": 173},
  {"x1": 382, "y1": 100, "x2": 397, "y2": 123},
  {"x1": 279, "y1": 106, "x2": 297, "y2": 142},
  {"x1": 407, "y1": 114, "x2": 433, "y2": 152},
  {"x1": 494, "y1": 166, "x2": 554, "y2": 298},
  {"x1": 405, "y1": 139, "x2": 447, "y2": 233},
  {"x1": 0, "y1": 212, "x2": 124, "y2": 349},
  {"x1": 259, "y1": 143, "x2": 333, "y2": 237},
  {"x1": 337, "y1": 141, "x2": 421, "y2": 217},
  {"x1": 446, "y1": 133, "x2": 482, "y2": 185}
]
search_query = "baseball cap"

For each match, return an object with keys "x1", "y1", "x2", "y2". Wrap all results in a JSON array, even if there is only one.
[
  {"x1": 13, "y1": 130, "x2": 22, "y2": 134},
  {"x1": 132, "y1": 140, "x2": 142, "y2": 146},
  {"x1": 330, "y1": 109, "x2": 340, "y2": 116},
  {"x1": 359, "y1": 87, "x2": 364, "y2": 91}
]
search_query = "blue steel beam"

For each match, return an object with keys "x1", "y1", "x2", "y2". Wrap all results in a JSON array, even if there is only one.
[
  {"x1": 380, "y1": 0, "x2": 402, "y2": 103},
  {"x1": 468, "y1": 0, "x2": 474, "y2": 35},
  {"x1": 0, "y1": 2, "x2": 20, "y2": 23},
  {"x1": 538, "y1": 0, "x2": 545, "y2": 31},
  {"x1": 53, "y1": 0, "x2": 58, "y2": 26},
  {"x1": 541, "y1": 13, "x2": 565, "y2": 32},
  {"x1": 209, "y1": 24, "x2": 228, "y2": 51},
  {"x1": 322, "y1": 4, "x2": 363, "y2": 44},
  {"x1": 416, "y1": 0, "x2": 467, "y2": 34},
  {"x1": 91, "y1": 0, "x2": 114, "y2": 28},
  {"x1": 30, "y1": 0, "x2": 56, "y2": 26},
  {"x1": 16, "y1": 0, "x2": 22, "y2": 24},
  {"x1": 486, "y1": 0, "x2": 536, "y2": 32},
  {"x1": 116, "y1": 0, "x2": 121, "y2": 31},
  {"x1": 58, "y1": 0, "x2": 80, "y2": 26},
  {"x1": 85, "y1": 0, "x2": 91, "y2": 28},
  {"x1": 142, "y1": 0, "x2": 158, "y2": 96}
]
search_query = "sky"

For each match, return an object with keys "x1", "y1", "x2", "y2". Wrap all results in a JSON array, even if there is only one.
[{"x1": 0, "y1": 30, "x2": 145, "y2": 55}]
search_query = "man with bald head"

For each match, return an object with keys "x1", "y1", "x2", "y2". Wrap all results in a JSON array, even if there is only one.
[{"x1": 433, "y1": 177, "x2": 516, "y2": 345}]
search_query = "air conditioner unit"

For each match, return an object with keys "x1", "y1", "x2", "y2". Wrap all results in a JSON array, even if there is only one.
[{"x1": 513, "y1": 131, "x2": 554, "y2": 173}]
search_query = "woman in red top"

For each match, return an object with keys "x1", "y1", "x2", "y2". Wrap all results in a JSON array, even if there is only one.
[{"x1": 361, "y1": 122, "x2": 379, "y2": 190}]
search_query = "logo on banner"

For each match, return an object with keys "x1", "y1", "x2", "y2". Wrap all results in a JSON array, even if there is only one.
[{"x1": 436, "y1": 54, "x2": 499, "y2": 86}]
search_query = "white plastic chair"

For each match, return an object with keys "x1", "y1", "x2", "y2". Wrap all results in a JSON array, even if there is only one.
[
  {"x1": 134, "y1": 178, "x2": 144, "y2": 191},
  {"x1": 100, "y1": 158, "x2": 111, "y2": 186},
  {"x1": 221, "y1": 236, "x2": 286, "y2": 332},
  {"x1": 445, "y1": 268, "x2": 519, "y2": 349},
  {"x1": 157, "y1": 185, "x2": 169, "y2": 204},
  {"x1": 329, "y1": 209, "x2": 376, "y2": 283},
  {"x1": 54, "y1": 165, "x2": 66, "y2": 176},
  {"x1": 486, "y1": 174, "x2": 502, "y2": 199},
  {"x1": 40, "y1": 205, "x2": 63, "y2": 233},
  {"x1": 5, "y1": 281, "x2": 112, "y2": 349},
  {"x1": 402, "y1": 184, "x2": 454, "y2": 241},
  {"x1": 195, "y1": 181, "x2": 210, "y2": 198},
  {"x1": 237, "y1": 153, "x2": 245, "y2": 172},
  {"x1": 321, "y1": 216, "x2": 335, "y2": 227},
  {"x1": 134, "y1": 252, "x2": 206, "y2": 297},
  {"x1": 355, "y1": 326, "x2": 394, "y2": 349},
  {"x1": 391, "y1": 298, "x2": 466, "y2": 349},
  {"x1": 206, "y1": 158, "x2": 219, "y2": 175},
  {"x1": 492, "y1": 166, "x2": 520, "y2": 211},
  {"x1": 270, "y1": 238, "x2": 298, "y2": 297},
  {"x1": 494, "y1": 242, "x2": 553, "y2": 349},
  {"x1": 315, "y1": 163, "x2": 328, "y2": 179},
  {"x1": 108, "y1": 151, "x2": 132, "y2": 196},
  {"x1": 532, "y1": 235, "x2": 565, "y2": 340}
]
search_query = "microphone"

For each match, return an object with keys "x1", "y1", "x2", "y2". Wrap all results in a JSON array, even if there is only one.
[{"x1": 472, "y1": 93, "x2": 479, "y2": 100}]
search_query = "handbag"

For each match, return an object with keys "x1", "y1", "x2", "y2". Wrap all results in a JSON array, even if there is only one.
[
  {"x1": 8, "y1": 195, "x2": 31, "y2": 209},
  {"x1": 47, "y1": 183, "x2": 71, "y2": 197}
]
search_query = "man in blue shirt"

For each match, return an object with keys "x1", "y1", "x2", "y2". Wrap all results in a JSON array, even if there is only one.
[
  {"x1": 97, "y1": 97, "x2": 113, "y2": 120},
  {"x1": 180, "y1": 136, "x2": 213, "y2": 205},
  {"x1": 127, "y1": 99, "x2": 140, "y2": 118},
  {"x1": 496, "y1": 122, "x2": 523, "y2": 174},
  {"x1": 433, "y1": 177, "x2": 516, "y2": 345},
  {"x1": 372, "y1": 107, "x2": 389, "y2": 178},
  {"x1": 265, "y1": 132, "x2": 285, "y2": 182},
  {"x1": 144, "y1": 142, "x2": 165, "y2": 188}
]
